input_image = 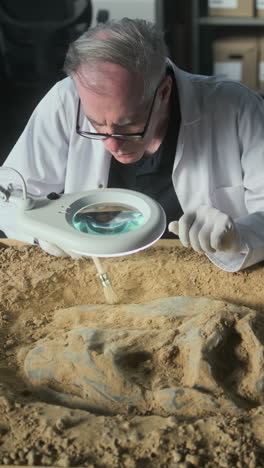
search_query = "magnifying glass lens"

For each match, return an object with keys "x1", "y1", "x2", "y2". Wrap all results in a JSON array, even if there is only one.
[{"x1": 71, "y1": 203, "x2": 145, "y2": 235}]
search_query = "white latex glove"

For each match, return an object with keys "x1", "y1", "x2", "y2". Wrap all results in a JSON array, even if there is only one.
[
  {"x1": 168, "y1": 205, "x2": 243, "y2": 254},
  {"x1": 37, "y1": 240, "x2": 82, "y2": 259}
]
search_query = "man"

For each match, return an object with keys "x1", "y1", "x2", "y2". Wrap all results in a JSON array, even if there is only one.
[{"x1": 1, "y1": 18, "x2": 264, "y2": 272}]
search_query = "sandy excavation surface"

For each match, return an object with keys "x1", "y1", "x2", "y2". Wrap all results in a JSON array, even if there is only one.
[{"x1": 1, "y1": 240, "x2": 264, "y2": 467}]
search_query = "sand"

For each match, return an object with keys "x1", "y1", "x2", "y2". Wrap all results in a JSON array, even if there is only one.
[{"x1": 1, "y1": 239, "x2": 264, "y2": 467}]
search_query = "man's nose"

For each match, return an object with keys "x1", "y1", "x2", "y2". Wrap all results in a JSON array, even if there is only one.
[{"x1": 103, "y1": 137, "x2": 125, "y2": 153}]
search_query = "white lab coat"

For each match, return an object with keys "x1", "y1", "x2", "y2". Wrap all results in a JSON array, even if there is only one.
[{"x1": 1, "y1": 62, "x2": 264, "y2": 272}]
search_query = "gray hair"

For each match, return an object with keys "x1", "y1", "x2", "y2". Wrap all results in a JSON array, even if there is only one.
[{"x1": 64, "y1": 17, "x2": 168, "y2": 102}]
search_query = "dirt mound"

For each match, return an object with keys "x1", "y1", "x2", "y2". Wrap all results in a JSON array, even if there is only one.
[{"x1": 0, "y1": 240, "x2": 264, "y2": 467}]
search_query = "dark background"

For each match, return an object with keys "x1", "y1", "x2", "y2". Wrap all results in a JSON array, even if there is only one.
[{"x1": 0, "y1": 0, "x2": 193, "y2": 165}]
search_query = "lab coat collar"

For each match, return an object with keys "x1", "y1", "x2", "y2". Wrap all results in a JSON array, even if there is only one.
[{"x1": 167, "y1": 59, "x2": 203, "y2": 125}]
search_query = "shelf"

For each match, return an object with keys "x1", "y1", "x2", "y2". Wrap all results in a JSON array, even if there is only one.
[
  {"x1": 199, "y1": 16, "x2": 264, "y2": 26},
  {"x1": 190, "y1": 0, "x2": 264, "y2": 77}
]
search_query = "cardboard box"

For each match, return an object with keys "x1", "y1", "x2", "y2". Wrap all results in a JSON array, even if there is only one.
[
  {"x1": 258, "y1": 37, "x2": 264, "y2": 90},
  {"x1": 213, "y1": 37, "x2": 258, "y2": 89},
  {"x1": 208, "y1": 0, "x2": 254, "y2": 17},
  {"x1": 256, "y1": 0, "x2": 264, "y2": 18}
]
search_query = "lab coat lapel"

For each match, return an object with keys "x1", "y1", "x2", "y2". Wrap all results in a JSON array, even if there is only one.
[{"x1": 170, "y1": 64, "x2": 211, "y2": 212}]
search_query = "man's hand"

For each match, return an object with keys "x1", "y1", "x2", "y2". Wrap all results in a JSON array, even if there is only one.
[
  {"x1": 168, "y1": 205, "x2": 242, "y2": 253},
  {"x1": 37, "y1": 240, "x2": 82, "y2": 259}
]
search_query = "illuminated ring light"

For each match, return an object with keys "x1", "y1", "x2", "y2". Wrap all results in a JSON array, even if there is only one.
[{"x1": 65, "y1": 189, "x2": 166, "y2": 257}]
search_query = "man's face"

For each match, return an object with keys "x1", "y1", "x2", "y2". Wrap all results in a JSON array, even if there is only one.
[{"x1": 74, "y1": 63, "x2": 168, "y2": 164}]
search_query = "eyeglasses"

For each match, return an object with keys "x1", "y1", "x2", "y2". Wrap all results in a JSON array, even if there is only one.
[{"x1": 75, "y1": 85, "x2": 159, "y2": 141}]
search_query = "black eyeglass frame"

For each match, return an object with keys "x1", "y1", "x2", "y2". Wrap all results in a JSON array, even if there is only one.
[{"x1": 75, "y1": 85, "x2": 159, "y2": 141}]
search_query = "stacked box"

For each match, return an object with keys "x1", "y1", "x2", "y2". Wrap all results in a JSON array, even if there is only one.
[
  {"x1": 256, "y1": 0, "x2": 264, "y2": 18},
  {"x1": 213, "y1": 37, "x2": 258, "y2": 89},
  {"x1": 208, "y1": 0, "x2": 254, "y2": 17}
]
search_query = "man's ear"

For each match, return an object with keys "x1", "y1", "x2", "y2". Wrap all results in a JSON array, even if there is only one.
[{"x1": 159, "y1": 75, "x2": 173, "y2": 104}]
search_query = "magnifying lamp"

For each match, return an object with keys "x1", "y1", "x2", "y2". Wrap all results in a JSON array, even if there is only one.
[{"x1": 0, "y1": 168, "x2": 166, "y2": 258}]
